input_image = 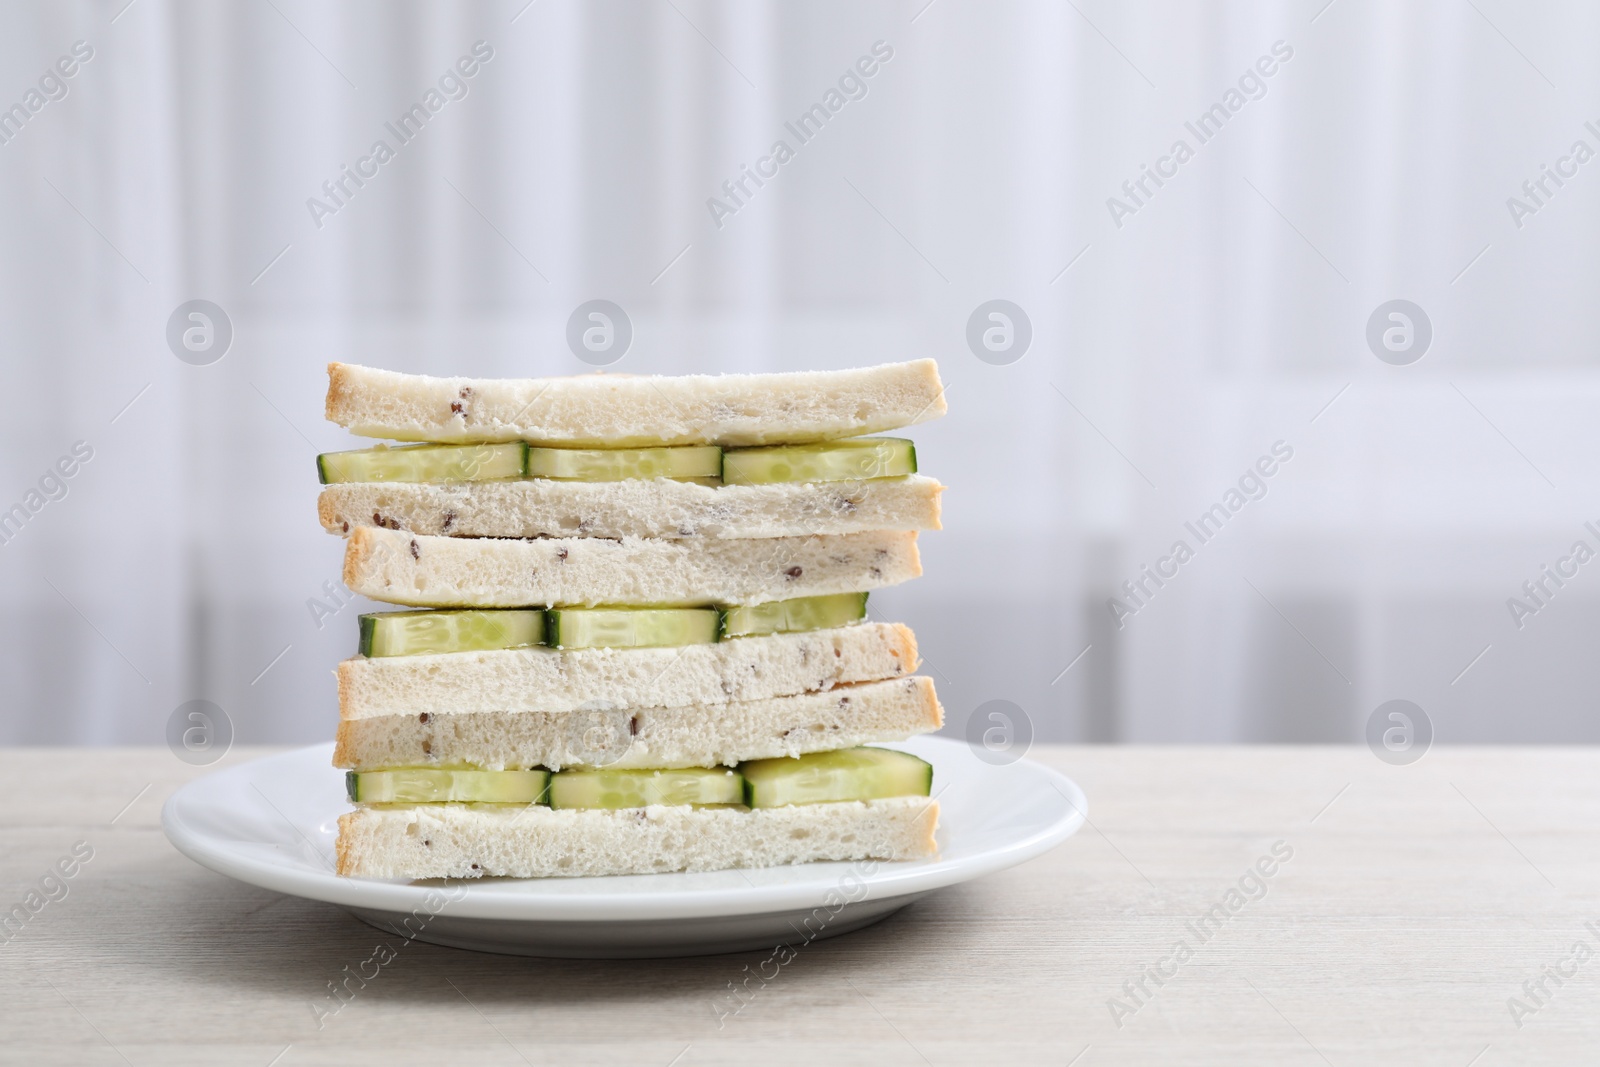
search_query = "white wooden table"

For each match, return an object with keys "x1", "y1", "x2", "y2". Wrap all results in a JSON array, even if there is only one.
[{"x1": 1, "y1": 745, "x2": 1595, "y2": 1065}]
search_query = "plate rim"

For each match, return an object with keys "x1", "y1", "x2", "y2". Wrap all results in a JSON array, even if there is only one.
[{"x1": 161, "y1": 736, "x2": 1087, "y2": 922}]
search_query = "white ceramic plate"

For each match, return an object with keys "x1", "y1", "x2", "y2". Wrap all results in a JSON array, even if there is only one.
[{"x1": 162, "y1": 735, "x2": 1087, "y2": 958}]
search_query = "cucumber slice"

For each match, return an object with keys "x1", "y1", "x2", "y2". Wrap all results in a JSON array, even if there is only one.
[
  {"x1": 545, "y1": 607, "x2": 719, "y2": 649},
  {"x1": 721, "y1": 437, "x2": 916, "y2": 485},
  {"x1": 526, "y1": 445, "x2": 722, "y2": 482},
  {"x1": 721, "y1": 592, "x2": 869, "y2": 638},
  {"x1": 740, "y1": 747, "x2": 933, "y2": 808},
  {"x1": 359, "y1": 610, "x2": 544, "y2": 657},
  {"x1": 317, "y1": 442, "x2": 527, "y2": 484},
  {"x1": 548, "y1": 767, "x2": 745, "y2": 809},
  {"x1": 346, "y1": 768, "x2": 550, "y2": 805}
]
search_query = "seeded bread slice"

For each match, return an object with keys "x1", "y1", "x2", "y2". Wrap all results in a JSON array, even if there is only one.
[
  {"x1": 340, "y1": 622, "x2": 917, "y2": 720},
  {"x1": 336, "y1": 795, "x2": 939, "y2": 879},
  {"x1": 319, "y1": 475, "x2": 943, "y2": 540},
  {"x1": 343, "y1": 527, "x2": 920, "y2": 608},
  {"x1": 325, "y1": 360, "x2": 947, "y2": 447},
  {"x1": 335, "y1": 675, "x2": 941, "y2": 771}
]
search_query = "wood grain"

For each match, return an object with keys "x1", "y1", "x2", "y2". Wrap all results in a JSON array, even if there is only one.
[{"x1": 0, "y1": 745, "x2": 1595, "y2": 1066}]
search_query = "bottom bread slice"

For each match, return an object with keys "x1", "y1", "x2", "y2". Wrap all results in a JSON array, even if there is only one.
[{"x1": 336, "y1": 796, "x2": 939, "y2": 879}]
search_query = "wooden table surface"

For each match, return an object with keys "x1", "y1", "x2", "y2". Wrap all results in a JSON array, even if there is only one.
[{"x1": 1, "y1": 744, "x2": 1595, "y2": 1066}]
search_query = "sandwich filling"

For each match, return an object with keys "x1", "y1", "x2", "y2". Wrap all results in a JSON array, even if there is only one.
[
  {"x1": 346, "y1": 747, "x2": 933, "y2": 810},
  {"x1": 358, "y1": 592, "x2": 870, "y2": 656},
  {"x1": 317, "y1": 437, "x2": 917, "y2": 486}
]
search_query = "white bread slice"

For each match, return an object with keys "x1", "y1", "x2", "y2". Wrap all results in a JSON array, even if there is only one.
[
  {"x1": 319, "y1": 475, "x2": 943, "y2": 540},
  {"x1": 343, "y1": 526, "x2": 919, "y2": 608},
  {"x1": 335, "y1": 675, "x2": 942, "y2": 770},
  {"x1": 336, "y1": 796, "x2": 939, "y2": 878},
  {"x1": 325, "y1": 360, "x2": 947, "y2": 447},
  {"x1": 339, "y1": 622, "x2": 918, "y2": 721}
]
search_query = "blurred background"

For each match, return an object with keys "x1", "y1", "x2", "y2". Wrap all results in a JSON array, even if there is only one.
[{"x1": 2, "y1": 0, "x2": 1596, "y2": 746}]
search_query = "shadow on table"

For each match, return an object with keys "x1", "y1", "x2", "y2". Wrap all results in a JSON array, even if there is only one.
[{"x1": 114, "y1": 852, "x2": 993, "y2": 1017}]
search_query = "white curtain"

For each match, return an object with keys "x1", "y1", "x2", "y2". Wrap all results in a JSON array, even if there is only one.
[{"x1": 3, "y1": 0, "x2": 1598, "y2": 745}]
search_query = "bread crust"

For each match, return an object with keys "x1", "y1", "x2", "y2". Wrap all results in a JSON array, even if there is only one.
[{"x1": 324, "y1": 361, "x2": 355, "y2": 424}]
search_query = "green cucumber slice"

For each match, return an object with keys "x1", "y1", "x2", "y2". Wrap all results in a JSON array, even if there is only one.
[
  {"x1": 547, "y1": 767, "x2": 744, "y2": 809},
  {"x1": 526, "y1": 445, "x2": 722, "y2": 481},
  {"x1": 317, "y1": 442, "x2": 527, "y2": 484},
  {"x1": 545, "y1": 607, "x2": 719, "y2": 649},
  {"x1": 346, "y1": 768, "x2": 550, "y2": 804},
  {"x1": 721, "y1": 437, "x2": 916, "y2": 485},
  {"x1": 359, "y1": 610, "x2": 544, "y2": 657},
  {"x1": 721, "y1": 592, "x2": 869, "y2": 638},
  {"x1": 740, "y1": 747, "x2": 932, "y2": 808}
]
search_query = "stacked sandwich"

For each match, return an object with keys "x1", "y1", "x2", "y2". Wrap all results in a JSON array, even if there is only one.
[{"x1": 316, "y1": 360, "x2": 948, "y2": 879}]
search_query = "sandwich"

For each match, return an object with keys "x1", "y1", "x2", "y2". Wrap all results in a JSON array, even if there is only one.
[{"x1": 316, "y1": 360, "x2": 948, "y2": 880}]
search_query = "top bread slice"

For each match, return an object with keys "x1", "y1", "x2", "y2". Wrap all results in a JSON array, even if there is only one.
[{"x1": 325, "y1": 360, "x2": 946, "y2": 446}]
